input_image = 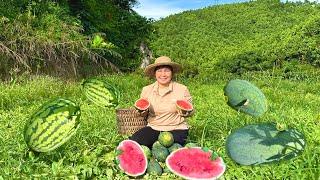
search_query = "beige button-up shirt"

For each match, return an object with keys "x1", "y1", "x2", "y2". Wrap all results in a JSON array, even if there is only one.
[{"x1": 140, "y1": 81, "x2": 193, "y2": 131}]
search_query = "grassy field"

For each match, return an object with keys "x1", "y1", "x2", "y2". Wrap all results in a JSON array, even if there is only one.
[{"x1": 0, "y1": 73, "x2": 319, "y2": 179}]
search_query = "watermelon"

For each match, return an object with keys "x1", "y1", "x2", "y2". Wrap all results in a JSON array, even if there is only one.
[
  {"x1": 82, "y1": 78, "x2": 120, "y2": 108},
  {"x1": 134, "y1": 98, "x2": 150, "y2": 111},
  {"x1": 116, "y1": 140, "x2": 148, "y2": 177},
  {"x1": 168, "y1": 143, "x2": 183, "y2": 153},
  {"x1": 166, "y1": 147, "x2": 226, "y2": 179},
  {"x1": 24, "y1": 98, "x2": 80, "y2": 152},
  {"x1": 147, "y1": 158, "x2": 163, "y2": 176},
  {"x1": 185, "y1": 142, "x2": 198, "y2": 148},
  {"x1": 224, "y1": 79, "x2": 267, "y2": 117},
  {"x1": 158, "y1": 131, "x2": 174, "y2": 147},
  {"x1": 152, "y1": 145, "x2": 169, "y2": 162},
  {"x1": 176, "y1": 99, "x2": 193, "y2": 112},
  {"x1": 152, "y1": 141, "x2": 164, "y2": 150},
  {"x1": 226, "y1": 123, "x2": 306, "y2": 165},
  {"x1": 163, "y1": 164, "x2": 172, "y2": 174},
  {"x1": 141, "y1": 145, "x2": 152, "y2": 159}
]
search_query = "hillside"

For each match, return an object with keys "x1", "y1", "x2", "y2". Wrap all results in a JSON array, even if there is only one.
[{"x1": 150, "y1": 0, "x2": 320, "y2": 77}]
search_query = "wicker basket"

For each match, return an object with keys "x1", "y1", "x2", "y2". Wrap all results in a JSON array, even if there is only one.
[{"x1": 116, "y1": 108, "x2": 147, "y2": 135}]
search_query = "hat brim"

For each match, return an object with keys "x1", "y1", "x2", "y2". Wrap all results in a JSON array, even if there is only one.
[{"x1": 144, "y1": 62, "x2": 182, "y2": 78}]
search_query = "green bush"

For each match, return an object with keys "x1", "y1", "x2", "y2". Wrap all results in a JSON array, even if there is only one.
[{"x1": 0, "y1": 0, "x2": 154, "y2": 79}]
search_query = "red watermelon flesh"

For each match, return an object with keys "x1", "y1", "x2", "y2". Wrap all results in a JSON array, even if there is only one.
[
  {"x1": 176, "y1": 100, "x2": 193, "y2": 111},
  {"x1": 166, "y1": 147, "x2": 226, "y2": 180},
  {"x1": 117, "y1": 140, "x2": 148, "y2": 177},
  {"x1": 134, "y1": 98, "x2": 150, "y2": 111}
]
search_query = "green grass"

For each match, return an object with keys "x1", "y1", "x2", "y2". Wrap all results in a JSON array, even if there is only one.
[{"x1": 0, "y1": 73, "x2": 319, "y2": 179}]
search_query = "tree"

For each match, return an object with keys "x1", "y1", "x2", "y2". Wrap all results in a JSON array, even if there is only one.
[{"x1": 67, "y1": 0, "x2": 153, "y2": 71}]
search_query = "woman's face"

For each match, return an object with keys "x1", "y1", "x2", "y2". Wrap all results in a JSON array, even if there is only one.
[{"x1": 155, "y1": 66, "x2": 172, "y2": 86}]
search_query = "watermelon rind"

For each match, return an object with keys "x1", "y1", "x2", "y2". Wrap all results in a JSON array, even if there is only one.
[
  {"x1": 226, "y1": 123, "x2": 306, "y2": 165},
  {"x1": 116, "y1": 140, "x2": 148, "y2": 177},
  {"x1": 24, "y1": 98, "x2": 81, "y2": 152},
  {"x1": 166, "y1": 147, "x2": 226, "y2": 180}
]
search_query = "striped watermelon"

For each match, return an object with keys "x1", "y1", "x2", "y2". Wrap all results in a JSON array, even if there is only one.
[
  {"x1": 82, "y1": 78, "x2": 120, "y2": 108},
  {"x1": 24, "y1": 98, "x2": 81, "y2": 152}
]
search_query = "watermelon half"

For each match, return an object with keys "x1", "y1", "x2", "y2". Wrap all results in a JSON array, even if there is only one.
[
  {"x1": 176, "y1": 100, "x2": 193, "y2": 112},
  {"x1": 134, "y1": 98, "x2": 150, "y2": 111},
  {"x1": 166, "y1": 147, "x2": 226, "y2": 180},
  {"x1": 116, "y1": 140, "x2": 148, "y2": 177}
]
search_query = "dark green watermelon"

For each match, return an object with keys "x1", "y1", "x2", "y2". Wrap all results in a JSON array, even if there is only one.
[
  {"x1": 168, "y1": 143, "x2": 183, "y2": 153},
  {"x1": 152, "y1": 145, "x2": 169, "y2": 163},
  {"x1": 224, "y1": 79, "x2": 267, "y2": 117},
  {"x1": 147, "y1": 158, "x2": 163, "y2": 176},
  {"x1": 226, "y1": 123, "x2": 306, "y2": 165}
]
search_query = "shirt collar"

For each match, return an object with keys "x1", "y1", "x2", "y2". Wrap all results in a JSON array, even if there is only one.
[{"x1": 152, "y1": 81, "x2": 173, "y2": 94}]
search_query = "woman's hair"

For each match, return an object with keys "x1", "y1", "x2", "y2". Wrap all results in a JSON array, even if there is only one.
[
  {"x1": 153, "y1": 65, "x2": 175, "y2": 81},
  {"x1": 154, "y1": 65, "x2": 173, "y2": 73}
]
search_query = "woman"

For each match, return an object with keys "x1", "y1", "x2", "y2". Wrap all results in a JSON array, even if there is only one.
[{"x1": 130, "y1": 56, "x2": 194, "y2": 148}]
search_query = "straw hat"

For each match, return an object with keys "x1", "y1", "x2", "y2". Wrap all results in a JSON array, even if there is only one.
[{"x1": 144, "y1": 56, "x2": 182, "y2": 77}]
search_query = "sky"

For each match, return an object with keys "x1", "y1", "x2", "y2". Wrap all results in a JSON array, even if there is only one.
[
  {"x1": 133, "y1": 0, "x2": 319, "y2": 20},
  {"x1": 133, "y1": 0, "x2": 248, "y2": 20}
]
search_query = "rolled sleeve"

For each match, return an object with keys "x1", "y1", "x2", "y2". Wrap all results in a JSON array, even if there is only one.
[
  {"x1": 182, "y1": 87, "x2": 195, "y2": 117},
  {"x1": 140, "y1": 87, "x2": 148, "y2": 99},
  {"x1": 184, "y1": 88, "x2": 192, "y2": 103}
]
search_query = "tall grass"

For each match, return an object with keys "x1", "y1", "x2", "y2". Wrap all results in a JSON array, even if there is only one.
[{"x1": 0, "y1": 73, "x2": 319, "y2": 179}]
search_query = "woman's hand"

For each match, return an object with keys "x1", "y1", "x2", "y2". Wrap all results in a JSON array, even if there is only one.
[
  {"x1": 177, "y1": 109, "x2": 193, "y2": 117},
  {"x1": 134, "y1": 98, "x2": 150, "y2": 117},
  {"x1": 136, "y1": 109, "x2": 148, "y2": 117},
  {"x1": 176, "y1": 99, "x2": 194, "y2": 117}
]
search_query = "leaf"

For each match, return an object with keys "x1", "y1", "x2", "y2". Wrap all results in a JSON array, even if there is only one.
[
  {"x1": 92, "y1": 35, "x2": 104, "y2": 48},
  {"x1": 210, "y1": 151, "x2": 219, "y2": 161},
  {"x1": 201, "y1": 147, "x2": 210, "y2": 152},
  {"x1": 115, "y1": 149, "x2": 123, "y2": 156}
]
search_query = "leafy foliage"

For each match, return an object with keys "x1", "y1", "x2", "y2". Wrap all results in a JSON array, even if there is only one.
[
  {"x1": 0, "y1": 1, "x2": 122, "y2": 80},
  {"x1": 0, "y1": 0, "x2": 153, "y2": 79},
  {"x1": 150, "y1": 1, "x2": 320, "y2": 76},
  {"x1": 68, "y1": 0, "x2": 154, "y2": 70}
]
